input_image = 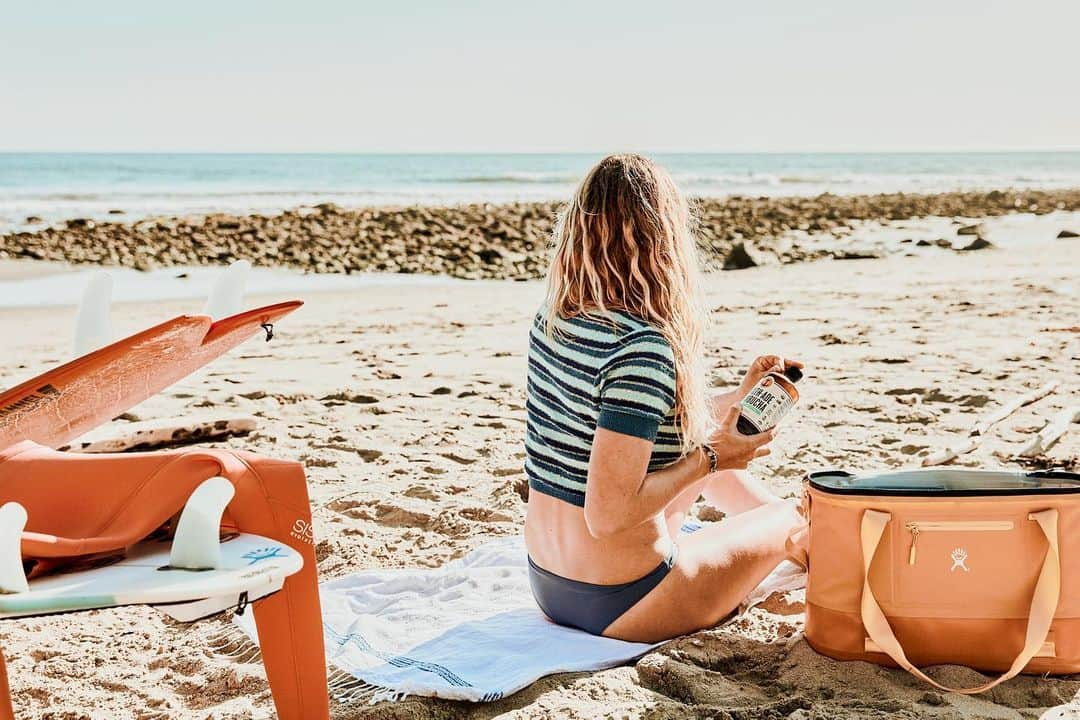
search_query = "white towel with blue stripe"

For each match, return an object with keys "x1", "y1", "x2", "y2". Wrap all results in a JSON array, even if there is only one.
[{"x1": 235, "y1": 526, "x2": 804, "y2": 704}]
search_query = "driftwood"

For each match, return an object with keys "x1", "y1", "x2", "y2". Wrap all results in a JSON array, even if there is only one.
[
  {"x1": 922, "y1": 436, "x2": 981, "y2": 467},
  {"x1": 62, "y1": 415, "x2": 257, "y2": 453},
  {"x1": 972, "y1": 382, "x2": 1058, "y2": 436},
  {"x1": 1018, "y1": 406, "x2": 1080, "y2": 458},
  {"x1": 922, "y1": 382, "x2": 1061, "y2": 465}
]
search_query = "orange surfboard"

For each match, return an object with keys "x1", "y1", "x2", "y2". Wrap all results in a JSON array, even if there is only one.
[{"x1": 0, "y1": 301, "x2": 301, "y2": 452}]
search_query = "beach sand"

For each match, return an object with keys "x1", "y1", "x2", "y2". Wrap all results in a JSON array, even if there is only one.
[{"x1": 0, "y1": 232, "x2": 1077, "y2": 718}]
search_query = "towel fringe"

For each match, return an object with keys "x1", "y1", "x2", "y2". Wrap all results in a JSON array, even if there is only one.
[
  {"x1": 201, "y1": 623, "x2": 408, "y2": 706},
  {"x1": 327, "y1": 668, "x2": 406, "y2": 705},
  {"x1": 197, "y1": 622, "x2": 264, "y2": 663}
]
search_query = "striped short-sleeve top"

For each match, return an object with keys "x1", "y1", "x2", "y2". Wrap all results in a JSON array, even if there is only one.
[{"x1": 525, "y1": 308, "x2": 684, "y2": 507}]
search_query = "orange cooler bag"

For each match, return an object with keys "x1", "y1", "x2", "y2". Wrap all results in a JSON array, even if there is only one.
[{"x1": 802, "y1": 468, "x2": 1080, "y2": 694}]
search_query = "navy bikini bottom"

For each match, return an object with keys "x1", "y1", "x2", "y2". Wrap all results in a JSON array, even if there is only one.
[{"x1": 527, "y1": 546, "x2": 678, "y2": 636}]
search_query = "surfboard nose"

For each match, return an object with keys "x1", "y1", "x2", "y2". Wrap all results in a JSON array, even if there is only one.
[{"x1": 201, "y1": 300, "x2": 303, "y2": 345}]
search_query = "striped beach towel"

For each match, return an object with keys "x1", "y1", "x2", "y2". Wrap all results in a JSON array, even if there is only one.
[{"x1": 235, "y1": 525, "x2": 804, "y2": 704}]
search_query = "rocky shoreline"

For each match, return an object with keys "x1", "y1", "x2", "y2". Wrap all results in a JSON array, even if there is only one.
[{"x1": 3, "y1": 188, "x2": 1079, "y2": 279}]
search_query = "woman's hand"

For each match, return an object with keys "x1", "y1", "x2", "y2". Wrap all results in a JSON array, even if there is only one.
[
  {"x1": 706, "y1": 406, "x2": 775, "y2": 469},
  {"x1": 738, "y1": 354, "x2": 804, "y2": 397}
]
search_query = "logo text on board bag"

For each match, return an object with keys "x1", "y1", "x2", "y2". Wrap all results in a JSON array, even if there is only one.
[
  {"x1": 950, "y1": 548, "x2": 970, "y2": 572},
  {"x1": 290, "y1": 518, "x2": 315, "y2": 545}
]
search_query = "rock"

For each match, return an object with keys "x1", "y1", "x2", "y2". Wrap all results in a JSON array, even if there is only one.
[
  {"x1": 956, "y1": 223, "x2": 982, "y2": 236},
  {"x1": 956, "y1": 237, "x2": 994, "y2": 251},
  {"x1": 108, "y1": 208, "x2": 125, "y2": 215},
  {"x1": 919, "y1": 692, "x2": 946, "y2": 706},
  {"x1": 24, "y1": 216, "x2": 42, "y2": 224},
  {"x1": 1, "y1": 188, "x2": 1079, "y2": 281},
  {"x1": 477, "y1": 248, "x2": 503, "y2": 265},
  {"x1": 934, "y1": 238, "x2": 953, "y2": 248},
  {"x1": 723, "y1": 242, "x2": 758, "y2": 270},
  {"x1": 697, "y1": 505, "x2": 725, "y2": 522},
  {"x1": 915, "y1": 239, "x2": 932, "y2": 247},
  {"x1": 1058, "y1": 229, "x2": 1079, "y2": 238}
]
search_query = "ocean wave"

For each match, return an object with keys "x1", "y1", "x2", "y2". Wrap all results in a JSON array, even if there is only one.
[
  {"x1": 777, "y1": 175, "x2": 855, "y2": 184},
  {"x1": 674, "y1": 172, "x2": 782, "y2": 186},
  {"x1": 670, "y1": 172, "x2": 857, "y2": 186},
  {"x1": 1, "y1": 189, "x2": 409, "y2": 202},
  {"x1": 443, "y1": 173, "x2": 580, "y2": 184}
]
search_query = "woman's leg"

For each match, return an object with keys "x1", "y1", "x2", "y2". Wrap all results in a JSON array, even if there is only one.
[
  {"x1": 662, "y1": 468, "x2": 783, "y2": 538},
  {"x1": 663, "y1": 468, "x2": 782, "y2": 535},
  {"x1": 604, "y1": 498, "x2": 802, "y2": 643},
  {"x1": 700, "y1": 469, "x2": 782, "y2": 516},
  {"x1": 662, "y1": 477, "x2": 707, "y2": 537}
]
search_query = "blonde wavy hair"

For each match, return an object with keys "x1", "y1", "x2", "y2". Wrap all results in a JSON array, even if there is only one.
[{"x1": 545, "y1": 154, "x2": 709, "y2": 452}]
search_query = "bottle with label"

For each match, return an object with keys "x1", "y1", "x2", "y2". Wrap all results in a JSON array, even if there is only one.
[{"x1": 737, "y1": 366, "x2": 803, "y2": 435}]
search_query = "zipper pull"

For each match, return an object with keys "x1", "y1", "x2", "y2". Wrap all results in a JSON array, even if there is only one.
[{"x1": 907, "y1": 523, "x2": 920, "y2": 565}]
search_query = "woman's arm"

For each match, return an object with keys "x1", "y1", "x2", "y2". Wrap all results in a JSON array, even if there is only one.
[
  {"x1": 583, "y1": 430, "x2": 708, "y2": 538},
  {"x1": 583, "y1": 407, "x2": 774, "y2": 539}
]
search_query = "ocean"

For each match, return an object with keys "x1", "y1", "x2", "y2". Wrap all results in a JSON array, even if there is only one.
[{"x1": 2, "y1": 152, "x2": 1080, "y2": 232}]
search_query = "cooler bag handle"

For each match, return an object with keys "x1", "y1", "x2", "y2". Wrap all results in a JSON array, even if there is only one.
[
  {"x1": 859, "y1": 507, "x2": 1060, "y2": 695},
  {"x1": 783, "y1": 490, "x2": 812, "y2": 570}
]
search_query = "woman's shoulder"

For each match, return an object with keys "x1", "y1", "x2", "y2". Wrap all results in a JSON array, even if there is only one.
[
  {"x1": 601, "y1": 316, "x2": 674, "y2": 379},
  {"x1": 533, "y1": 308, "x2": 672, "y2": 361},
  {"x1": 546, "y1": 309, "x2": 659, "y2": 336}
]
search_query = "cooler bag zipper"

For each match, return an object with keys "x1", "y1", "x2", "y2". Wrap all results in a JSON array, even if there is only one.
[{"x1": 905, "y1": 520, "x2": 1014, "y2": 565}]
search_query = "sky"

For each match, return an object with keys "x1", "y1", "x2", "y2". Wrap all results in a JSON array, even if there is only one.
[{"x1": 2, "y1": 0, "x2": 1079, "y2": 153}]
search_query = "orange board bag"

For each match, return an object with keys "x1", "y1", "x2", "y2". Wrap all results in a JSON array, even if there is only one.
[
  {"x1": 0, "y1": 441, "x2": 329, "y2": 720},
  {"x1": 800, "y1": 468, "x2": 1080, "y2": 694}
]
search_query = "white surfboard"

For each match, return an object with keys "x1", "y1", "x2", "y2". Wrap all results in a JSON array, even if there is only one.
[
  {"x1": 0, "y1": 478, "x2": 303, "y2": 621},
  {"x1": 203, "y1": 259, "x2": 251, "y2": 320},
  {"x1": 70, "y1": 259, "x2": 252, "y2": 359},
  {"x1": 0, "y1": 533, "x2": 303, "y2": 620},
  {"x1": 72, "y1": 271, "x2": 114, "y2": 357}
]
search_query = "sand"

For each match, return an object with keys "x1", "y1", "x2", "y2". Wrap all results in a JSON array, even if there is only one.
[{"x1": 0, "y1": 234, "x2": 1077, "y2": 719}]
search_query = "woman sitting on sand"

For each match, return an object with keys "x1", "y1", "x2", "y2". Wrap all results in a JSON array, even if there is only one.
[{"x1": 524, "y1": 154, "x2": 804, "y2": 642}]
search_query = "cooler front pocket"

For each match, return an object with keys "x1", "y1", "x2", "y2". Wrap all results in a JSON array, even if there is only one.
[
  {"x1": 886, "y1": 514, "x2": 1044, "y2": 615},
  {"x1": 905, "y1": 520, "x2": 1013, "y2": 566}
]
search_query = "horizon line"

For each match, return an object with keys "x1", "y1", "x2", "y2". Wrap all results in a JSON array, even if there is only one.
[{"x1": 2, "y1": 148, "x2": 1080, "y2": 156}]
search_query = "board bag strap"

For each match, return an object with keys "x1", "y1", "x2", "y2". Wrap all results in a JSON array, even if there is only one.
[{"x1": 859, "y1": 507, "x2": 1060, "y2": 695}]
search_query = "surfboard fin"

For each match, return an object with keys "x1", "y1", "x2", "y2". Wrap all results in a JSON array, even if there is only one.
[
  {"x1": 168, "y1": 477, "x2": 235, "y2": 571},
  {"x1": 0, "y1": 504, "x2": 29, "y2": 595},
  {"x1": 73, "y1": 271, "x2": 114, "y2": 357},
  {"x1": 203, "y1": 260, "x2": 251, "y2": 320}
]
